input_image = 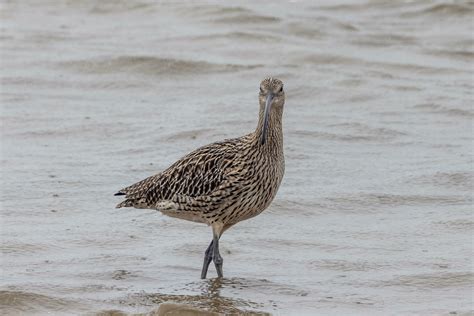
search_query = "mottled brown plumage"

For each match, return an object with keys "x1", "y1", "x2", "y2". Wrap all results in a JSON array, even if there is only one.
[{"x1": 115, "y1": 77, "x2": 285, "y2": 278}]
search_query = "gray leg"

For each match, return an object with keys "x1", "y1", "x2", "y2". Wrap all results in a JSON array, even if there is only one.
[
  {"x1": 212, "y1": 235, "x2": 224, "y2": 278},
  {"x1": 201, "y1": 240, "x2": 214, "y2": 279}
]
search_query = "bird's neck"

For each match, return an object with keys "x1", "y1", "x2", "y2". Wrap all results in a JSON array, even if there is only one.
[{"x1": 254, "y1": 106, "x2": 284, "y2": 152}]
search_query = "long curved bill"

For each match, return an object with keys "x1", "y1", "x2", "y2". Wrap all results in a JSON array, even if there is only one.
[{"x1": 260, "y1": 93, "x2": 274, "y2": 145}]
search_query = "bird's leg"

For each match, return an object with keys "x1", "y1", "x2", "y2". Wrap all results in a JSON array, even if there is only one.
[
  {"x1": 201, "y1": 239, "x2": 214, "y2": 279},
  {"x1": 212, "y1": 234, "x2": 224, "y2": 278}
]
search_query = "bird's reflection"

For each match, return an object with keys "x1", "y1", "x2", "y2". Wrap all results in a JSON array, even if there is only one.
[
  {"x1": 138, "y1": 278, "x2": 269, "y2": 315},
  {"x1": 203, "y1": 277, "x2": 223, "y2": 298}
]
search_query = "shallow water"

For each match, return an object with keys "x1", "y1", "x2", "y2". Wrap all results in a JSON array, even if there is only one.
[{"x1": 1, "y1": 1, "x2": 473, "y2": 315}]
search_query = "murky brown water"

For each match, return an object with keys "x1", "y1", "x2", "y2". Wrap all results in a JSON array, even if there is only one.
[{"x1": 1, "y1": 1, "x2": 473, "y2": 315}]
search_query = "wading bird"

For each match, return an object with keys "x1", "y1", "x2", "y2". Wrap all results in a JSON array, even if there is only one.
[{"x1": 115, "y1": 77, "x2": 285, "y2": 278}]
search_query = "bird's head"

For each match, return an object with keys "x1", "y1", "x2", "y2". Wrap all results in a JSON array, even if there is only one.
[{"x1": 258, "y1": 77, "x2": 285, "y2": 145}]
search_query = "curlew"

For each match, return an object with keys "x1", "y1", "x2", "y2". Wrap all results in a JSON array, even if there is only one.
[{"x1": 115, "y1": 77, "x2": 285, "y2": 278}]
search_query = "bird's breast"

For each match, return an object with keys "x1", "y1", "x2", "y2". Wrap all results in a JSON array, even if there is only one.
[{"x1": 222, "y1": 153, "x2": 284, "y2": 224}]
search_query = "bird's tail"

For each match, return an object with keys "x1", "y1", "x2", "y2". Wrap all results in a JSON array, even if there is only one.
[
  {"x1": 115, "y1": 199, "x2": 133, "y2": 208},
  {"x1": 115, "y1": 196, "x2": 150, "y2": 209}
]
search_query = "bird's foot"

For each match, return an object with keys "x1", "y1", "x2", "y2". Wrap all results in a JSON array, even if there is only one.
[
  {"x1": 201, "y1": 240, "x2": 214, "y2": 279},
  {"x1": 213, "y1": 253, "x2": 224, "y2": 278}
]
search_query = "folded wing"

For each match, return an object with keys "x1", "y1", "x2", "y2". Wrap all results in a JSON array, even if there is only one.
[{"x1": 115, "y1": 139, "x2": 241, "y2": 210}]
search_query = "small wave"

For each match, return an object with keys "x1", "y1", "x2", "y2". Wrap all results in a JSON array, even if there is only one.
[
  {"x1": 1, "y1": 242, "x2": 49, "y2": 255},
  {"x1": 25, "y1": 32, "x2": 72, "y2": 45},
  {"x1": 300, "y1": 53, "x2": 360, "y2": 65},
  {"x1": 84, "y1": 0, "x2": 155, "y2": 15},
  {"x1": 351, "y1": 33, "x2": 418, "y2": 48},
  {"x1": 10, "y1": 122, "x2": 125, "y2": 140},
  {"x1": 410, "y1": 171, "x2": 473, "y2": 189},
  {"x1": 1, "y1": 76, "x2": 144, "y2": 91},
  {"x1": 176, "y1": 31, "x2": 282, "y2": 43},
  {"x1": 292, "y1": 123, "x2": 404, "y2": 143},
  {"x1": 424, "y1": 49, "x2": 474, "y2": 62},
  {"x1": 163, "y1": 128, "x2": 214, "y2": 142},
  {"x1": 272, "y1": 199, "x2": 316, "y2": 214},
  {"x1": 413, "y1": 103, "x2": 474, "y2": 118},
  {"x1": 94, "y1": 310, "x2": 128, "y2": 316},
  {"x1": 310, "y1": 259, "x2": 389, "y2": 272},
  {"x1": 176, "y1": 5, "x2": 279, "y2": 24},
  {"x1": 286, "y1": 22, "x2": 325, "y2": 40},
  {"x1": 223, "y1": 31, "x2": 280, "y2": 42},
  {"x1": 60, "y1": 56, "x2": 260, "y2": 76},
  {"x1": 335, "y1": 78, "x2": 365, "y2": 87},
  {"x1": 324, "y1": 193, "x2": 471, "y2": 211},
  {"x1": 382, "y1": 272, "x2": 473, "y2": 289},
  {"x1": 371, "y1": 60, "x2": 462, "y2": 75},
  {"x1": 435, "y1": 219, "x2": 474, "y2": 231},
  {"x1": 292, "y1": 130, "x2": 378, "y2": 142},
  {"x1": 401, "y1": 3, "x2": 474, "y2": 18},
  {"x1": 0, "y1": 290, "x2": 84, "y2": 315},
  {"x1": 175, "y1": 5, "x2": 251, "y2": 17},
  {"x1": 327, "y1": 122, "x2": 406, "y2": 138},
  {"x1": 316, "y1": 2, "x2": 393, "y2": 12},
  {"x1": 213, "y1": 14, "x2": 280, "y2": 24}
]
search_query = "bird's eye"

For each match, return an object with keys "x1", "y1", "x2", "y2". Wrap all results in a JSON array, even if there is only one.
[{"x1": 278, "y1": 86, "x2": 284, "y2": 93}]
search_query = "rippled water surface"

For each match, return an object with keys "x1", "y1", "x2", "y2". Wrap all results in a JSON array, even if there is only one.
[{"x1": 1, "y1": 1, "x2": 473, "y2": 315}]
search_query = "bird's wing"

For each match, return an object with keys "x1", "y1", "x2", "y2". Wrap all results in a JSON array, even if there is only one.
[{"x1": 115, "y1": 138, "x2": 242, "y2": 209}]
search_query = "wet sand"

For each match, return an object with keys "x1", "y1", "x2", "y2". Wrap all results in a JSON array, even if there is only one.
[{"x1": 1, "y1": 1, "x2": 473, "y2": 315}]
